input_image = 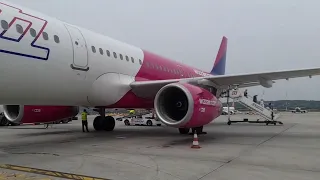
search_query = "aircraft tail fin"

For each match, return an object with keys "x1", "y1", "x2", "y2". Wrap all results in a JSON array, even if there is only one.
[{"x1": 210, "y1": 36, "x2": 228, "y2": 75}]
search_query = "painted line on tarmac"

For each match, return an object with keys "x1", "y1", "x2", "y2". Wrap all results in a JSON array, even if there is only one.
[
  {"x1": 0, "y1": 164, "x2": 111, "y2": 180},
  {"x1": 0, "y1": 171, "x2": 52, "y2": 180}
]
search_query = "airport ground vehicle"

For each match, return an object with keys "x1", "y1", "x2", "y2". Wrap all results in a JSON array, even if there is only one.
[
  {"x1": 292, "y1": 107, "x2": 308, "y2": 113},
  {"x1": 122, "y1": 113, "x2": 162, "y2": 126},
  {"x1": 222, "y1": 107, "x2": 235, "y2": 115}
]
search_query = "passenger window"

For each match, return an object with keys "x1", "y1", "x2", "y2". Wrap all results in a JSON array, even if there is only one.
[
  {"x1": 1, "y1": 20, "x2": 8, "y2": 30},
  {"x1": 146, "y1": 62, "x2": 149, "y2": 67},
  {"x1": 16, "y1": 24, "x2": 23, "y2": 34},
  {"x1": 155, "y1": 65, "x2": 159, "y2": 70},
  {"x1": 42, "y1": 32, "x2": 49, "y2": 40},
  {"x1": 120, "y1": 54, "x2": 123, "y2": 60},
  {"x1": 159, "y1": 66, "x2": 163, "y2": 71},
  {"x1": 113, "y1": 52, "x2": 117, "y2": 58},
  {"x1": 91, "y1": 46, "x2": 96, "y2": 53},
  {"x1": 139, "y1": 59, "x2": 142, "y2": 65},
  {"x1": 30, "y1": 28, "x2": 36, "y2": 37},
  {"x1": 54, "y1": 35, "x2": 60, "y2": 43},
  {"x1": 99, "y1": 48, "x2": 103, "y2": 55},
  {"x1": 106, "y1": 50, "x2": 110, "y2": 57},
  {"x1": 125, "y1": 56, "x2": 129, "y2": 61},
  {"x1": 131, "y1": 57, "x2": 134, "y2": 63}
]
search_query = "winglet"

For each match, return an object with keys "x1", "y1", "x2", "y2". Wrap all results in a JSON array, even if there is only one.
[{"x1": 210, "y1": 36, "x2": 228, "y2": 75}]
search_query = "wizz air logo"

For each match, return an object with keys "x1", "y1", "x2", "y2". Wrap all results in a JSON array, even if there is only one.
[{"x1": 0, "y1": 2, "x2": 50, "y2": 60}]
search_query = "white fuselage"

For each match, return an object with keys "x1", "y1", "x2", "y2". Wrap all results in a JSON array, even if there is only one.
[{"x1": 0, "y1": 1, "x2": 144, "y2": 106}]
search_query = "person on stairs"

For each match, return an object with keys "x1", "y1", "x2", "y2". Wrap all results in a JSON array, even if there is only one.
[
  {"x1": 244, "y1": 89, "x2": 248, "y2": 98},
  {"x1": 253, "y1": 95, "x2": 258, "y2": 103},
  {"x1": 260, "y1": 99, "x2": 264, "y2": 107}
]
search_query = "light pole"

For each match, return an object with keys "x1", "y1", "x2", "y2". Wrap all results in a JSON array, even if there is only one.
[{"x1": 285, "y1": 91, "x2": 288, "y2": 111}]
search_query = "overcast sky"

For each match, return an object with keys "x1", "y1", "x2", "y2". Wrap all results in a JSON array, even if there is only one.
[{"x1": 8, "y1": 0, "x2": 320, "y2": 100}]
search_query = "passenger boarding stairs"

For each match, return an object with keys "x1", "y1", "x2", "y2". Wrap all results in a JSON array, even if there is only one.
[{"x1": 228, "y1": 89, "x2": 280, "y2": 121}]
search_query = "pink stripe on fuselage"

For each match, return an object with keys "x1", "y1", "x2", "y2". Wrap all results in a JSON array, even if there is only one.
[{"x1": 136, "y1": 50, "x2": 206, "y2": 81}]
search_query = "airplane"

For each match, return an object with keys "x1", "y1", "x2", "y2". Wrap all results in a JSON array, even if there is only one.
[
  {"x1": 0, "y1": 0, "x2": 320, "y2": 135},
  {"x1": 0, "y1": 105, "x2": 79, "y2": 126}
]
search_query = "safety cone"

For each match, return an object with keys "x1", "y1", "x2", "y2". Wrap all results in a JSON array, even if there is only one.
[{"x1": 191, "y1": 132, "x2": 201, "y2": 149}]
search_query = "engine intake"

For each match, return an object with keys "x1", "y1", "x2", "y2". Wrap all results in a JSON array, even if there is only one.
[
  {"x1": 155, "y1": 83, "x2": 193, "y2": 127},
  {"x1": 3, "y1": 105, "x2": 24, "y2": 123},
  {"x1": 154, "y1": 83, "x2": 222, "y2": 128}
]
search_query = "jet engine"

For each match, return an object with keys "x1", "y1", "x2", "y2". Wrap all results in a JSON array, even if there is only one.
[
  {"x1": 154, "y1": 83, "x2": 222, "y2": 128},
  {"x1": 3, "y1": 105, "x2": 79, "y2": 124}
]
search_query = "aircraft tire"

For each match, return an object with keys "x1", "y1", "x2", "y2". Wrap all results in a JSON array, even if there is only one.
[
  {"x1": 0, "y1": 117, "x2": 9, "y2": 126},
  {"x1": 104, "y1": 116, "x2": 115, "y2": 131},
  {"x1": 93, "y1": 116, "x2": 104, "y2": 131}
]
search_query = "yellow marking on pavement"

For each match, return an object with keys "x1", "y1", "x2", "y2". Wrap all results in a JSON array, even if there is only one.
[
  {"x1": 0, "y1": 164, "x2": 111, "y2": 180},
  {"x1": 0, "y1": 171, "x2": 52, "y2": 180}
]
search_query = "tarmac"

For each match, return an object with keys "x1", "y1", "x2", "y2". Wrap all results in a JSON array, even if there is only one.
[{"x1": 0, "y1": 112, "x2": 319, "y2": 180}]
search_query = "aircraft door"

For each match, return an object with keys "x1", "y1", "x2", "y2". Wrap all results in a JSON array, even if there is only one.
[{"x1": 64, "y1": 24, "x2": 89, "y2": 71}]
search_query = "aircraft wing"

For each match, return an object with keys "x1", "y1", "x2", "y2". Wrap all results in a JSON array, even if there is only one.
[{"x1": 130, "y1": 67, "x2": 320, "y2": 98}]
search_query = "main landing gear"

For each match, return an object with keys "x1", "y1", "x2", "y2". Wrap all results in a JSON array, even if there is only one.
[
  {"x1": 178, "y1": 126, "x2": 207, "y2": 135},
  {"x1": 93, "y1": 108, "x2": 115, "y2": 131}
]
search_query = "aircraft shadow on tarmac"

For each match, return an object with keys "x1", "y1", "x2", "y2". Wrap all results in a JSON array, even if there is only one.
[
  {"x1": 0, "y1": 122, "x2": 317, "y2": 151},
  {"x1": 0, "y1": 118, "x2": 318, "y2": 150}
]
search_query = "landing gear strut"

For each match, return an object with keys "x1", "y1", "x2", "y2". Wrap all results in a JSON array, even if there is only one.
[
  {"x1": 93, "y1": 108, "x2": 115, "y2": 131},
  {"x1": 178, "y1": 126, "x2": 207, "y2": 135},
  {"x1": 190, "y1": 126, "x2": 207, "y2": 135}
]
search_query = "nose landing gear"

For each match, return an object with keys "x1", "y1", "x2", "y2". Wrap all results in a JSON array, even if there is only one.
[{"x1": 178, "y1": 126, "x2": 207, "y2": 135}]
